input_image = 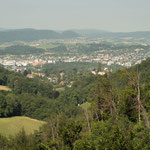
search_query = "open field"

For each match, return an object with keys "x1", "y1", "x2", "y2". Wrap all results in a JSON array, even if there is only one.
[
  {"x1": 55, "y1": 87, "x2": 65, "y2": 92},
  {"x1": 0, "y1": 116, "x2": 45, "y2": 136},
  {"x1": 31, "y1": 44, "x2": 58, "y2": 50},
  {"x1": 0, "y1": 85, "x2": 11, "y2": 91},
  {"x1": 80, "y1": 102, "x2": 91, "y2": 110},
  {"x1": 0, "y1": 45, "x2": 9, "y2": 50},
  {"x1": 44, "y1": 52, "x2": 55, "y2": 55}
]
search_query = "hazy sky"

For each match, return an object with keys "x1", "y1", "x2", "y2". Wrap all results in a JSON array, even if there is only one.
[{"x1": 0, "y1": 0, "x2": 150, "y2": 32}]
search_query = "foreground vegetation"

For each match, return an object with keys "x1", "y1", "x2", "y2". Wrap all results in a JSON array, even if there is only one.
[{"x1": 1, "y1": 58, "x2": 150, "y2": 149}]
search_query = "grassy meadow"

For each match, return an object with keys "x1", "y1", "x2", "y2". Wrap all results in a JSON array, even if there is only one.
[
  {"x1": 0, "y1": 116, "x2": 45, "y2": 137},
  {"x1": 80, "y1": 102, "x2": 91, "y2": 110},
  {"x1": 0, "y1": 85, "x2": 11, "y2": 91}
]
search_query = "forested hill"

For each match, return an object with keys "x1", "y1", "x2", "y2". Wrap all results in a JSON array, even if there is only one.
[
  {"x1": 0, "y1": 45, "x2": 45, "y2": 55},
  {"x1": 0, "y1": 29, "x2": 80, "y2": 43}
]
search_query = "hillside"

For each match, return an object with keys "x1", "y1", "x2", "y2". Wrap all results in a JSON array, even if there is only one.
[
  {"x1": 0, "y1": 116, "x2": 45, "y2": 136},
  {"x1": 0, "y1": 28, "x2": 80, "y2": 43},
  {"x1": 0, "y1": 45, "x2": 45, "y2": 55}
]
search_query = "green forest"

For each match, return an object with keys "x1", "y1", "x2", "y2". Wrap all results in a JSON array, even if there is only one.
[{"x1": 1, "y1": 58, "x2": 150, "y2": 149}]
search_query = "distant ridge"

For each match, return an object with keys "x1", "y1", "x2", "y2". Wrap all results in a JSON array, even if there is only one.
[
  {"x1": 72, "y1": 29, "x2": 150, "y2": 38},
  {"x1": 0, "y1": 28, "x2": 80, "y2": 43},
  {"x1": 72, "y1": 29, "x2": 109, "y2": 37},
  {"x1": 1, "y1": 28, "x2": 150, "y2": 43},
  {"x1": 0, "y1": 28, "x2": 7, "y2": 31},
  {"x1": 96, "y1": 31, "x2": 150, "y2": 39}
]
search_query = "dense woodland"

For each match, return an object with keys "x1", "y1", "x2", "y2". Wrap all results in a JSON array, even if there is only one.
[
  {"x1": 43, "y1": 62, "x2": 98, "y2": 76},
  {"x1": 1, "y1": 58, "x2": 150, "y2": 149}
]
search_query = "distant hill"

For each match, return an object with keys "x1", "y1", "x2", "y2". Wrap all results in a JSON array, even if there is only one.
[
  {"x1": 72, "y1": 29, "x2": 150, "y2": 39},
  {"x1": 73, "y1": 29, "x2": 109, "y2": 37},
  {"x1": 1, "y1": 28, "x2": 150, "y2": 42},
  {"x1": 0, "y1": 28, "x2": 8, "y2": 31},
  {"x1": 97, "y1": 31, "x2": 150, "y2": 39},
  {"x1": 61, "y1": 30, "x2": 80, "y2": 38},
  {"x1": 0, "y1": 45, "x2": 45, "y2": 55},
  {"x1": 0, "y1": 116, "x2": 45, "y2": 136},
  {"x1": 0, "y1": 28, "x2": 80, "y2": 43}
]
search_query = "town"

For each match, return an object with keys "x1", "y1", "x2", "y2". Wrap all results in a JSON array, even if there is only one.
[{"x1": 1, "y1": 37, "x2": 150, "y2": 71}]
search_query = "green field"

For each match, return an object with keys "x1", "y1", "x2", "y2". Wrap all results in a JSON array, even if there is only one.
[
  {"x1": 0, "y1": 45, "x2": 9, "y2": 50},
  {"x1": 55, "y1": 87, "x2": 65, "y2": 92},
  {"x1": 0, "y1": 85, "x2": 11, "y2": 91},
  {"x1": 32, "y1": 44, "x2": 58, "y2": 50},
  {"x1": 80, "y1": 102, "x2": 91, "y2": 110},
  {"x1": 0, "y1": 116, "x2": 45, "y2": 136}
]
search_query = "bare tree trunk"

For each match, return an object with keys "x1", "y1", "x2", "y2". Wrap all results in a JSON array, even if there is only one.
[{"x1": 136, "y1": 72, "x2": 149, "y2": 127}]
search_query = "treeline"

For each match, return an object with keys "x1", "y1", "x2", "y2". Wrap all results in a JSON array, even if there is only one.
[
  {"x1": 0, "y1": 45, "x2": 45, "y2": 55},
  {"x1": 43, "y1": 62, "x2": 98, "y2": 75}
]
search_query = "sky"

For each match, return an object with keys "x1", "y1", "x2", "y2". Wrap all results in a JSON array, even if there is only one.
[{"x1": 0, "y1": 0, "x2": 150, "y2": 32}]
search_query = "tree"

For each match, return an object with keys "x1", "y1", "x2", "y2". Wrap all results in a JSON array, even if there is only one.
[
  {"x1": 0, "y1": 94, "x2": 7, "y2": 117},
  {"x1": 96, "y1": 63, "x2": 102, "y2": 74},
  {"x1": 73, "y1": 138, "x2": 95, "y2": 150},
  {"x1": 58, "y1": 117, "x2": 82, "y2": 149},
  {"x1": 5, "y1": 93, "x2": 21, "y2": 116},
  {"x1": 23, "y1": 70, "x2": 28, "y2": 76},
  {"x1": 8, "y1": 128, "x2": 29, "y2": 150},
  {"x1": 122, "y1": 70, "x2": 150, "y2": 126},
  {"x1": 0, "y1": 134, "x2": 7, "y2": 150},
  {"x1": 91, "y1": 75, "x2": 117, "y2": 121}
]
